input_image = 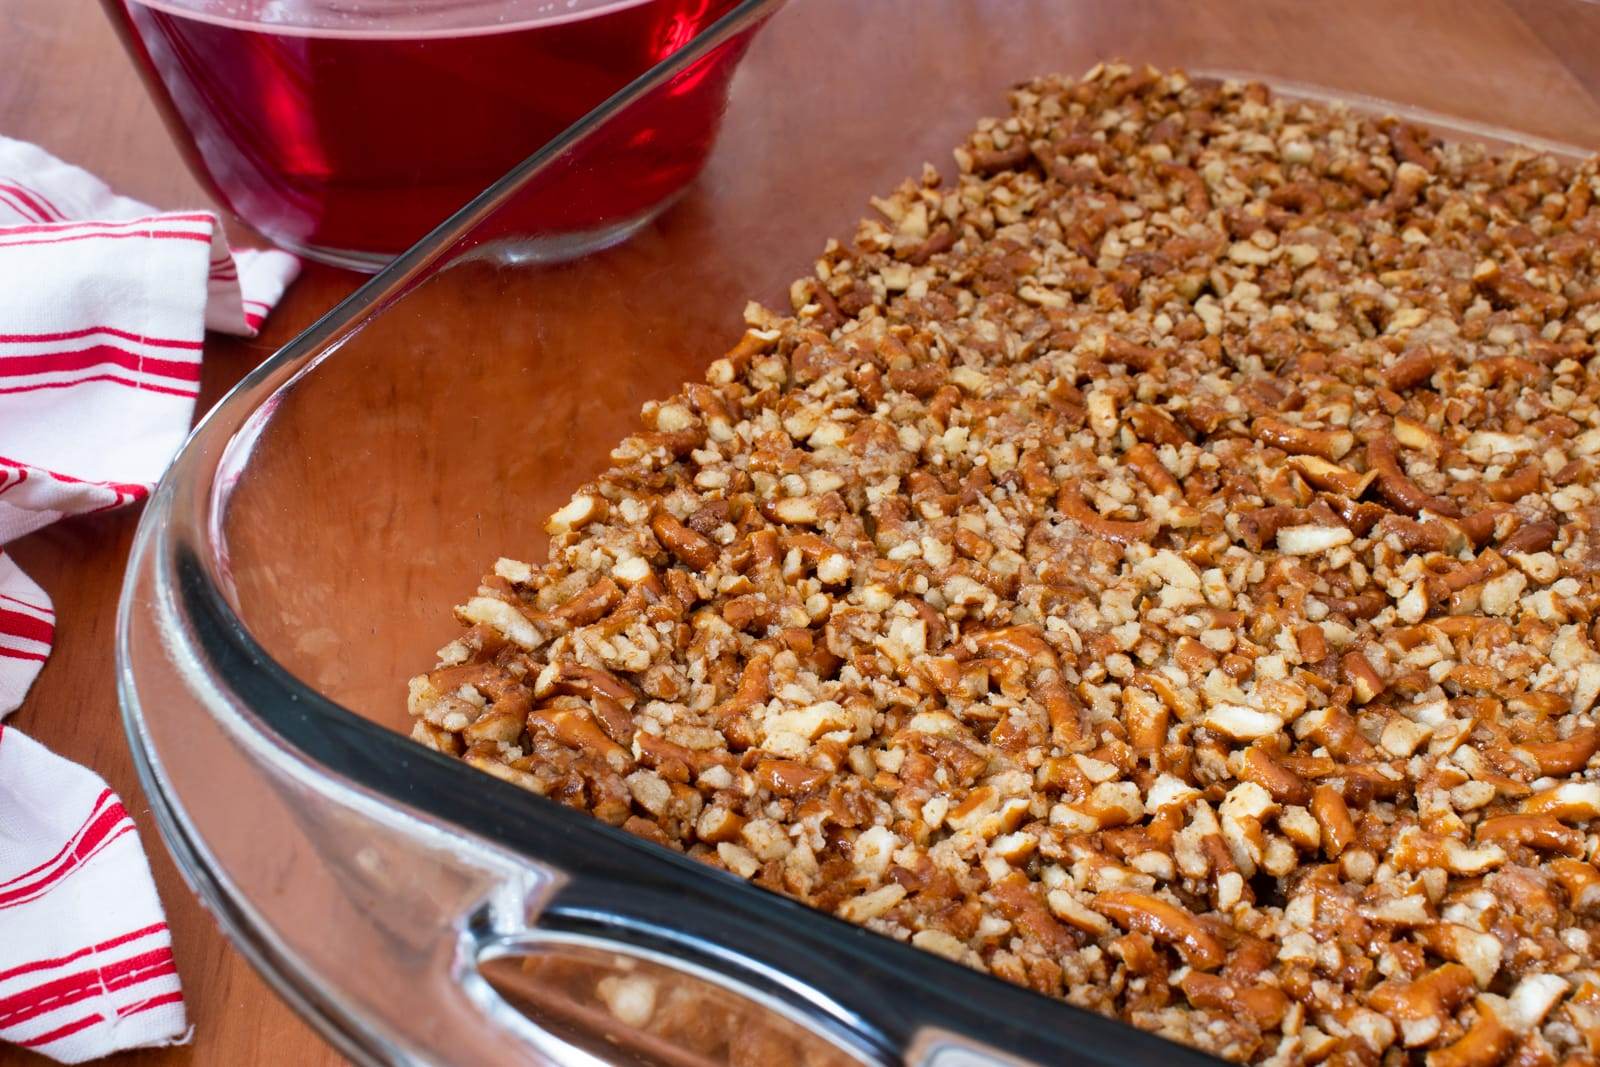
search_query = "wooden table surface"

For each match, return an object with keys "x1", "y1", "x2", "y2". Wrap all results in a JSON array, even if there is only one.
[{"x1": 3, "y1": 1, "x2": 356, "y2": 1062}]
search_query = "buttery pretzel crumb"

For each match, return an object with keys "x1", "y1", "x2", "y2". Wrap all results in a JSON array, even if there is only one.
[{"x1": 409, "y1": 63, "x2": 1600, "y2": 1064}]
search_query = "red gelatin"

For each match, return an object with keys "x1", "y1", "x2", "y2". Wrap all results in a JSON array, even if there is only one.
[{"x1": 105, "y1": 0, "x2": 745, "y2": 266}]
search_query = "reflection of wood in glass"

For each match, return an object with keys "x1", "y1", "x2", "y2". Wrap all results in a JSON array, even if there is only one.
[
  {"x1": 107, "y1": 0, "x2": 742, "y2": 255},
  {"x1": 480, "y1": 946, "x2": 859, "y2": 1067}
]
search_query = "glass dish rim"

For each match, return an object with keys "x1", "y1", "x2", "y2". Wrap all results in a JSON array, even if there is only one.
[{"x1": 121, "y1": 4, "x2": 1600, "y2": 1059}]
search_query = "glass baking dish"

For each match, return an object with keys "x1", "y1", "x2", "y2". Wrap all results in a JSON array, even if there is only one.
[{"x1": 117, "y1": 1, "x2": 1600, "y2": 1063}]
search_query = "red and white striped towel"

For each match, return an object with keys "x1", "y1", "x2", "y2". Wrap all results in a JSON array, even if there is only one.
[
  {"x1": 0, "y1": 727, "x2": 184, "y2": 1060},
  {"x1": 0, "y1": 134, "x2": 298, "y2": 1062}
]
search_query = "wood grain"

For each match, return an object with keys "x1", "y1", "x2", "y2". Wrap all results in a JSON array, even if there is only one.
[{"x1": 1, "y1": 1, "x2": 354, "y2": 1063}]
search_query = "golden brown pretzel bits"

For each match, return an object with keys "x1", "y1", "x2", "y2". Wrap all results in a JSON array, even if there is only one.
[{"x1": 409, "y1": 63, "x2": 1600, "y2": 1064}]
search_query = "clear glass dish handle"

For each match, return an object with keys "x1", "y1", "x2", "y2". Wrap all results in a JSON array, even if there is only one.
[
  {"x1": 167, "y1": 549, "x2": 1219, "y2": 1067},
  {"x1": 449, "y1": 823, "x2": 1225, "y2": 1067}
]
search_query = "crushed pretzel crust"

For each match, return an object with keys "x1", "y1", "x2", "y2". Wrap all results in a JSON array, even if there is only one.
[{"x1": 409, "y1": 63, "x2": 1600, "y2": 1065}]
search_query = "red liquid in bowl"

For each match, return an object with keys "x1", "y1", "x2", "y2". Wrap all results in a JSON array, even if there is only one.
[{"x1": 106, "y1": 0, "x2": 744, "y2": 264}]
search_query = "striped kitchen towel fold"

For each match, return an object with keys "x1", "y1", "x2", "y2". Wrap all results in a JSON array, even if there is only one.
[
  {"x1": 0, "y1": 134, "x2": 298, "y2": 1061},
  {"x1": 0, "y1": 725, "x2": 185, "y2": 1061},
  {"x1": 0, "y1": 136, "x2": 297, "y2": 544}
]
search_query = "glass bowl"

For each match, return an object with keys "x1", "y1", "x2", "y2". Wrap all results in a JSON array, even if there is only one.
[
  {"x1": 101, "y1": 0, "x2": 752, "y2": 270},
  {"x1": 118, "y1": 1, "x2": 1600, "y2": 1063}
]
